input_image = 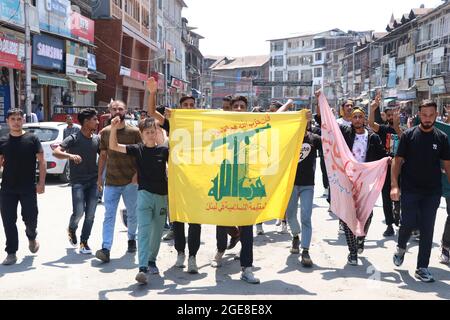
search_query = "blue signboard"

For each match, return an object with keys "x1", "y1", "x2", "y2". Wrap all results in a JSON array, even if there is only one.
[
  {"x1": 0, "y1": 85, "x2": 11, "y2": 123},
  {"x1": 38, "y1": 0, "x2": 71, "y2": 38},
  {"x1": 32, "y1": 34, "x2": 64, "y2": 71}
]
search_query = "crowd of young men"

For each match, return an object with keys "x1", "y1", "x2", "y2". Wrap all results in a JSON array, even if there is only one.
[{"x1": 0, "y1": 79, "x2": 449, "y2": 285}]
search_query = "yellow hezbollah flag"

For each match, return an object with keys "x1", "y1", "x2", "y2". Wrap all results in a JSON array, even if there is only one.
[{"x1": 168, "y1": 110, "x2": 308, "y2": 226}]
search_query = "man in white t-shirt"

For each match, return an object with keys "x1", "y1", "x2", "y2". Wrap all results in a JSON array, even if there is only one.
[{"x1": 339, "y1": 106, "x2": 387, "y2": 266}]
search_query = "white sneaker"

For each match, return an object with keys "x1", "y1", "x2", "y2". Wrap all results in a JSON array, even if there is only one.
[
  {"x1": 275, "y1": 219, "x2": 282, "y2": 226},
  {"x1": 211, "y1": 250, "x2": 225, "y2": 268},
  {"x1": 187, "y1": 256, "x2": 199, "y2": 274},
  {"x1": 280, "y1": 222, "x2": 288, "y2": 234},
  {"x1": 175, "y1": 253, "x2": 186, "y2": 268},
  {"x1": 256, "y1": 224, "x2": 264, "y2": 236},
  {"x1": 240, "y1": 267, "x2": 260, "y2": 284}
]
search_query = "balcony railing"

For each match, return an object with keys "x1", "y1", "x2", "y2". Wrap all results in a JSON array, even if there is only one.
[
  {"x1": 112, "y1": 2, "x2": 122, "y2": 19},
  {"x1": 124, "y1": 13, "x2": 141, "y2": 32}
]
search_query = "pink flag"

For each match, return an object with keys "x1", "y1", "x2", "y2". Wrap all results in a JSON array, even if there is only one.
[{"x1": 319, "y1": 93, "x2": 389, "y2": 236}]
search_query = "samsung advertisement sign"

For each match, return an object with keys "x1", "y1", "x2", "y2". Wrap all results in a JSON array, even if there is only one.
[{"x1": 32, "y1": 34, "x2": 64, "y2": 71}]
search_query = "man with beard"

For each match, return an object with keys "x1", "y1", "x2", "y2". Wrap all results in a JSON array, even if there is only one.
[
  {"x1": 392, "y1": 100, "x2": 450, "y2": 282},
  {"x1": 369, "y1": 93, "x2": 403, "y2": 237},
  {"x1": 95, "y1": 100, "x2": 142, "y2": 263}
]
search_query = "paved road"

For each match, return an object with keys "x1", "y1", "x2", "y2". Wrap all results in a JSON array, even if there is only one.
[{"x1": 0, "y1": 167, "x2": 449, "y2": 300}]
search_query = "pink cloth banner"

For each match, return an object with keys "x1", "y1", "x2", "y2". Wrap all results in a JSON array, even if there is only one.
[{"x1": 319, "y1": 93, "x2": 389, "y2": 236}]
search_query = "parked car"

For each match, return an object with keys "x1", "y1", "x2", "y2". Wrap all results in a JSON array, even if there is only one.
[{"x1": 23, "y1": 122, "x2": 81, "y2": 182}]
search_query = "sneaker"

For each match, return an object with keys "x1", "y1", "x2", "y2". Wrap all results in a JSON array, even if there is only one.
[
  {"x1": 279, "y1": 221, "x2": 288, "y2": 234},
  {"x1": 240, "y1": 267, "x2": 260, "y2": 284},
  {"x1": 301, "y1": 250, "x2": 313, "y2": 268},
  {"x1": 440, "y1": 246, "x2": 450, "y2": 265},
  {"x1": 95, "y1": 248, "x2": 110, "y2": 263},
  {"x1": 290, "y1": 236, "x2": 300, "y2": 254},
  {"x1": 97, "y1": 197, "x2": 103, "y2": 204},
  {"x1": 323, "y1": 188, "x2": 329, "y2": 198},
  {"x1": 127, "y1": 240, "x2": 137, "y2": 253},
  {"x1": 415, "y1": 268, "x2": 435, "y2": 283},
  {"x1": 357, "y1": 238, "x2": 365, "y2": 255},
  {"x1": 148, "y1": 261, "x2": 159, "y2": 275},
  {"x1": 393, "y1": 201, "x2": 401, "y2": 227},
  {"x1": 383, "y1": 225, "x2": 395, "y2": 237},
  {"x1": 68, "y1": 229, "x2": 77, "y2": 247},
  {"x1": 347, "y1": 253, "x2": 358, "y2": 266},
  {"x1": 393, "y1": 247, "x2": 406, "y2": 267},
  {"x1": 256, "y1": 224, "x2": 264, "y2": 236},
  {"x1": 227, "y1": 236, "x2": 240, "y2": 250},
  {"x1": 164, "y1": 223, "x2": 171, "y2": 230},
  {"x1": 175, "y1": 252, "x2": 186, "y2": 268},
  {"x1": 339, "y1": 221, "x2": 346, "y2": 235},
  {"x1": 211, "y1": 250, "x2": 225, "y2": 268},
  {"x1": 135, "y1": 268, "x2": 148, "y2": 285},
  {"x1": 163, "y1": 230, "x2": 175, "y2": 241},
  {"x1": 28, "y1": 239, "x2": 40, "y2": 254},
  {"x1": 275, "y1": 219, "x2": 282, "y2": 226},
  {"x1": 79, "y1": 241, "x2": 92, "y2": 254},
  {"x1": 2, "y1": 254, "x2": 17, "y2": 266},
  {"x1": 187, "y1": 256, "x2": 199, "y2": 274}
]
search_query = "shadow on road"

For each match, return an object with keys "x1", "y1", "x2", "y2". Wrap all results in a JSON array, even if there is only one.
[
  {"x1": 0, "y1": 256, "x2": 36, "y2": 277},
  {"x1": 90, "y1": 251, "x2": 138, "y2": 273},
  {"x1": 397, "y1": 268, "x2": 450, "y2": 299},
  {"x1": 253, "y1": 231, "x2": 291, "y2": 247},
  {"x1": 43, "y1": 248, "x2": 93, "y2": 269}
]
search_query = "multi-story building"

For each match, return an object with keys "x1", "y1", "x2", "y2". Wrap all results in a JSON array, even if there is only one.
[
  {"x1": 208, "y1": 56, "x2": 270, "y2": 109},
  {"x1": 93, "y1": 0, "x2": 159, "y2": 109},
  {"x1": 182, "y1": 17, "x2": 204, "y2": 106},
  {"x1": 154, "y1": 0, "x2": 188, "y2": 107},
  {"x1": 268, "y1": 29, "x2": 369, "y2": 109},
  {"x1": 414, "y1": 1, "x2": 450, "y2": 110}
]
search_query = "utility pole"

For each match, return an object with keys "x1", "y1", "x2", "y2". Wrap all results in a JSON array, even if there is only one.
[
  {"x1": 164, "y1": 26, "x2": 169, "y2": 107},
  {"x1": 352, "y1": 45, "x2": 356, "y2": 98},
  {"x1": 24, "y1": 0, "x2": 32, "y2": 120}
]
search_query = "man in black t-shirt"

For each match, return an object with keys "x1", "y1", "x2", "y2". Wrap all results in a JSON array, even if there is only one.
[
  {"x1": 53, "y1": 109, "x2": 100, "y2": 255},
  {"x1": 369, "y1": 93, "x2": 403, "y2": 237},
  {"x1": 0, "y1": 109, "x2": 46, "y2": 265},
  {"x1": 286, "y1": 118, "x2": 321, "y2": 268},
  {"x1": 391, "y1": 100, "x2": 450, "y2": 283}
]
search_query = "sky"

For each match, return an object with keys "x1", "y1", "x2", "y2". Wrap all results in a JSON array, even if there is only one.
[{"x1": 183, "y1": 0, "x2": 445, "y2": 57}]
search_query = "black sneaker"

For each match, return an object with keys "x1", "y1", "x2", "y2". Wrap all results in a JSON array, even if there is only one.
[
  {"x1": 290, "y1": 236, "x2": 300, "y2": 254},
  {"x1": 301, "y1": 250, "x2": 313, "y2": 268},
  {"x1": 227, "y1": 236, "x2": 240, "y2": 250},
  {"x1": 415, "y1": 268, "x2": 435, "y2": 283},
  {"x1": 393, "y1": 247, "x2": 405, "y2": 267},
  {"x1": 357, "y1": 238, "x2": 365, "y2": 255},
  {"x1": 68, "y1": 228, "x2": 77, "y2": 247},
  {"x1": 95, "y1": 248, "x2": 110, "y2": 263},
  {"x1": 347, "y1": 253, "x2": 358, "y2": 266},
  {"x1": 79, "y1": 241, "x2": 92, "y2": 254},
  {"x1": 393, "y1": 201, "x2": 401, "y2": 227},
  {"x1": 128, "y1": 240, "x2": 137, "y2": 253},
  {"x1": 383, "y1": 225, "x2": 395, "y2": 237}
]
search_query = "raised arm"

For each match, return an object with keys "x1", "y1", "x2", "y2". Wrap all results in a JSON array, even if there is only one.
[
  {"x1": 277, "y1": 99, "x2": 294, "y2": 113},
  {"x1": 146, "y1": 77, "x2": 165, "y2": 124},
  {"x1": 109, "y1": 117, "x2": 127, "y2": 154},
  {"x1": 369, "y1": 92, "x2": 381, "y2": 133}
]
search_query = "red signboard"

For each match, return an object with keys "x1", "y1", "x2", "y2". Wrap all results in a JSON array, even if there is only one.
[
  {"x1": 71, "y1": 12, "x2": 95, "y2": 44},
  {"x1": 171, "y1": 77, "x2": 183, "y2": 90},
  {"x1": 0, "y1": 29, "x2": 24, "y2": 70},
  {"x1": 130, "y1": 69, "x2": 147, "y2": 82}
]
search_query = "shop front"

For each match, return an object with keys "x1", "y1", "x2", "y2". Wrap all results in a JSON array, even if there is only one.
[
  {"x1": 31, "y1": 33, "x2": 67, "y2": 121},
  {"x1": 0, "y1": 27, "x2": 24, "y2": 123}
]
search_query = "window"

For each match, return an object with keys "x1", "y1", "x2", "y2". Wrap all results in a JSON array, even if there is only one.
[
  {"x1": 142, "y1": 9, "x2": 149, "y2": 28},
  {"x1": 272, "y1": 42, "x2": 284, "y2": 52},
  {"x1": 158, "y1": 25, "x2": 163, "y2": 44},
  {"x1": 274, "y1": 71, "x2": 283, "y2": 81},
  {"x1": 287, "y1": 56, "x2": 300, "y2": 66},
  {"x1": 272, "y1": 56, "x2": 284, "y2": 67},
  {"x1": 301, "y1": 70, "x2": 312, "y2": 81},
  {"x1": 274, "y1": 87, "x2": 283, "y2": 98},
  {"x1": 300, "y1": 55, "x2": 313, "y2": 66},
  {"x1": 315, "y1": 53, "x2": 322, "y2": 61},
  {"x1": 314, "y1": 68, "x2": 322, "y2": 78},
  {"x1": 158, "y1": 0, "x2": 163, "y2": 10},
  {"x1": 288, "y1": 71, "x2": 298, "y2": 81}
]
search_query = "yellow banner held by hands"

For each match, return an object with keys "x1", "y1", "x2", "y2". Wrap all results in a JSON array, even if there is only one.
[{"x1": 168, "y1": 110, "x2": 308, "y2": 226}]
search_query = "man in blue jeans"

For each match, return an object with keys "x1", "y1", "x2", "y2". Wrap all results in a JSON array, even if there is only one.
[
  {"x1": 286, "y1": 111, "x2": 321, "y2": 267},
  {"x1": 53, "y1": 109, "x2": 100, "y2": 254},
  {"x1": 95, "y1": 100, "x2": 142, "y2": 262},
  {"x1": 391, "y1": 100, "x2": 450, "y2": 282}
]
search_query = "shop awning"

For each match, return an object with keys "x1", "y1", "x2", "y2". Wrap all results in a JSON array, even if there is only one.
[
  {"x1": 69, "y1": 76, "x2": 97, "y2": 92},
  {"x1": 34, "y1": 72, "x2": 69, "y2": 88}
]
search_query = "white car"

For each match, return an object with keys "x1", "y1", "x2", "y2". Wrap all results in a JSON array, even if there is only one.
[{"x1": 23, "y1": 122, "x2": 81, "y2": 183}]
